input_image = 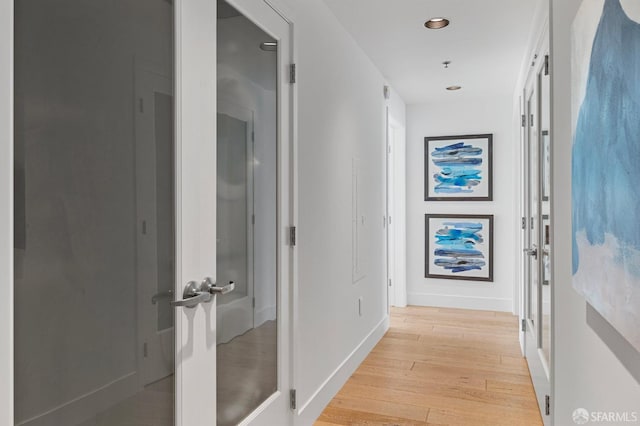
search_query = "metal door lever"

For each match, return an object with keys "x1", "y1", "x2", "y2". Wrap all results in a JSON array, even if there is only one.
[
  {"x1": 170, "y1": 281, "x2": 212, "y2": 309},
  {"x1": 523, "y1": 245, "x2": 538, "y2": 259},
  {"x1": 202, "y1": 277, "x2": 235, "y2": 295}
]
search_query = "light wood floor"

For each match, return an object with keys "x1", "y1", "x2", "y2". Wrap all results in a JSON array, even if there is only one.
[{"x1": 315, "y1": 306, "x2": 543, "y2": 426}]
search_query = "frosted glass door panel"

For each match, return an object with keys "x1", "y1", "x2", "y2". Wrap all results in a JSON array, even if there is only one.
[{"x1": 14, "y1": 1, "x2": 176, "y2": 425}]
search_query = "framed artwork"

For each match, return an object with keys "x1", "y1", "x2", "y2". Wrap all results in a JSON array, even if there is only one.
[
  {"x1": 542, "y1": 214, "x2": 550, "y2": 285},
  {"x1": 572, "y1": 0, "x2": 640, "y2": 352},
  {"x1": 542, "y1": 130, "x2": 550, "y2": 201},
  {"x1": 424, "y1": 134, "x2": 493, "y2": 201},
  {"x1": 425, "y1": 214, "x2": 493, "y2": 282}
]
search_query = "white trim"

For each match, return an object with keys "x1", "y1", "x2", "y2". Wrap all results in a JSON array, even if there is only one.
[
  {"x1": 0, "y1": 0, "x2": 13, "y2": 423},
  {"x1": 16, "y1": 373, "x2": 138, "y2": 426},
  {"x1": 408, "y1": 292, "x2": 513, "y2": 312},
  {"x1": 294, "y1": 316, "x2": 389, "y2": 426}
]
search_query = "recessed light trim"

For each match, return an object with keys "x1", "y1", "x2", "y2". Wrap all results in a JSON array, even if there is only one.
[
  {"x1": 425, "y1": 17, "x2": 450, "y2": 29},
  {"x1": 446, "y1": 85, "x2": 462, "y2": 91}
]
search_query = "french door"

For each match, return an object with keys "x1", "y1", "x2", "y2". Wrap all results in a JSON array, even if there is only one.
[
  {"x1": 522, "y1": 47, "x2": 551, "y2": 423},
  {"x1": 1, "y1": 0, "x2": 293, "y2": 424}
]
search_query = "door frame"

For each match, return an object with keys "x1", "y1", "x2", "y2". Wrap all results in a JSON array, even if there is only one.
[{"x1": 0, "y1": 0, "x2": 13, "y2": 422}]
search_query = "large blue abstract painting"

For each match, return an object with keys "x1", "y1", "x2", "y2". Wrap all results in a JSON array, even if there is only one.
[
  {"x1": 572, "y1": 0, "x2": 640, "y2": 351},
  {"x1": 425, "y1": 134, "x2": 493, "y2": 201},
  {"x1": 426, "y1": 214, "x2": 493, "y2": 282}
]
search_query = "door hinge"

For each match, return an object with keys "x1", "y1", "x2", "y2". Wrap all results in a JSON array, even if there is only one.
[
  {"x1": 139, "y1": 98, "x2": 144, "y2": 113},
  {"x1": 252, "y1": 214, "x2": 255, "y2": 225},
  {"x1": 545, "y1": 394, "x2": 551, "y2": 415},
  {"x1": 521, "y1": 217, "x2": 526, "y2": 230},
  {"x1": 290, "y1": 389, "x2": 297, "y2": 410},
  {"x1": 388, "y1": 278, "x2": 392, "y2": 287},
  {"x1": 544, "y1": 55, "x2": 550, "y2": 76},
  {"x1": 143, "y1": 342, "x2": 148, "y2": 358},
  {"x1": 530, "y1": 114, "x2": 534, "y2": 127},
  {"x1": 252, "y1": 297, "x2": 255, "y2": 308},
  {"x1": 531, "y1": 217, "x2": 535, "y2": 229},
  {"x1": 289, "y1": 64, "x2": 296, "y2": 84},
  {"x1": 289, "y1": 226, "x2": 296, "y2": 246},
  {"x1": 388, "y1": 145, "x2": 392, "y2": 154},
  {"x1": 521, "y1": 319, "x2": 526, "y2": 332},
  {"x1": 521, "y1": 114, "x2": 526, "y2": 128},
  {"x1": 142, "y1": 220, "x2": 147, "y2": 235}
]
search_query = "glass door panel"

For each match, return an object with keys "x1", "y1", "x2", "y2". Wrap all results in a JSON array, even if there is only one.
[
  {"x1": 527, "y1": 88, "x2": 540, "y2": 336},
  {"x1": 216, "y1": 1, "x2": 278, "y2": 424},
  {"x1": 14, "y1": 1, "x2": 176, "y2": 425}
]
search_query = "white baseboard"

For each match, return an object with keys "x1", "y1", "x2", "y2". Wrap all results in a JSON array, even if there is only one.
[
  {"x1": 408, "y1": 292, "x2": 512, "y2": 312},
  {"x1": 18, "y1": 372, "x2": 139, "y2": 426},
  {"x1": 254, "y1": 304, "x2": 277, "y2": 328},
  {"x1": 294, "y1": 316, "x2": 389, "y2": 426}
]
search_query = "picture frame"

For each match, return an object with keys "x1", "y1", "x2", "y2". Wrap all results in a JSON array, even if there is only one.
[
  {"x1": 424, "y1": 134, "x2": 493, "y2": 201},
  {"x1": 425, "y1": 214, "x2": 493, "y2": 282}
]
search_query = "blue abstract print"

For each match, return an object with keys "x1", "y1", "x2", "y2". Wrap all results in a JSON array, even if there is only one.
[
  {"x1": 572, "y1": 0, "x2": 640, "y2": 276},
  {"x1": 431, "y1": 142, "x2": 483, "y2": 194},
  {"x1": 434, "y1": 222, "x2": 486, "y2": 273},
  {"x1": 572, "y1": 0, "x2": 640, "y2": 351}
]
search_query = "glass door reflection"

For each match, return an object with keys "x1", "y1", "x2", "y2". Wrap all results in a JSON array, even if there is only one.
[{"x1": 216, "y1": 1, "x2": 278, "y2": 425}]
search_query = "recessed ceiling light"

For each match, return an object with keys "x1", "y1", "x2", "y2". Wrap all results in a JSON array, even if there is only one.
[
  {"x1": 424, "y1": 17, "x2": 450, "y2": 29},
  {"x1": 446, "y1": 85, "x2": 462, "y2": 91}
]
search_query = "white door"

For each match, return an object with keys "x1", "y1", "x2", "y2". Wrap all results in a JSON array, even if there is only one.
[
  {"x1": 386, "y1": 118, "x2": 396, "y2": 308},
  {"x1": 216, "y1": 1, "x2": 293, "y2": 424},
  {"x1": 522, "y1": 51, "x2": 551, "y2": 424},
  {"x1": 2, "y1": 0, "x2": 293, "y2": 425}
]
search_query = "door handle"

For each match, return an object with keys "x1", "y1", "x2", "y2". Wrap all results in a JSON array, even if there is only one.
[
  {"x1": 523, "y1": 245, "x2": 538, "y2": 259},
  {"x1": 170, "y1": 281, "x2": 212, "y2": 309},
  {"x1": 201, "y1": 277, "x2": 235, "y2": 295}
]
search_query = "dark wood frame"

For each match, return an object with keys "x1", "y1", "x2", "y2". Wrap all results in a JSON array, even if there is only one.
[
  {"x1": 424, "y1": 134, "x2": 493, "y2": 201},
  {"x1": 425, "y1": 213, "x2": 494, "y2": 282}
]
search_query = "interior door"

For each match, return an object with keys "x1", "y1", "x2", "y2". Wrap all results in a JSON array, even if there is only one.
[
  {"x1": 8, "y1": 0, "x2": 217, "y2": 425},
  {"x1": 523, "y1": 52, "x2": 551, "y2": 424},
  {"x1": 386, "y1": 116, "x2": 396, "y2": 308},
  {"x1": 216, "y1": 1, "x2": 293, "y2": 425}
]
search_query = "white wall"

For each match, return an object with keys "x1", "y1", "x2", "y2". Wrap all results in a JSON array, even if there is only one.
[
  {"x1": 280, "y1": 0, "x2": 400, "y2": 422},
  {"x1": 406, "y1": 97, "x2": 517, "y2": 312},
  {"x1": 550, "y1": 0, "x2": 640, "y2": 423}
]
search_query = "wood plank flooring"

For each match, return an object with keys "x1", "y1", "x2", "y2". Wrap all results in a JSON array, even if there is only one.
[{"x1": 315, "y1": 306, "x2": 543, "y2": 426}]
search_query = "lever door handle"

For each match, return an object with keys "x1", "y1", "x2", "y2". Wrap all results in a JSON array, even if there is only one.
[
  {"x1": 202, "y1": 277, "x2": 235, "y2": 295},
  {"x1": 170, "y1": 281, "x2": 212, "y2": 309},
  {"x1": 523, "y1": 246, "x2": 538, "y2": 259}
]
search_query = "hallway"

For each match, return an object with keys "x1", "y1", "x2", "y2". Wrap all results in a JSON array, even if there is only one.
[{"x1": 316, "y1": 306, "x2": 542, "y2": 425}]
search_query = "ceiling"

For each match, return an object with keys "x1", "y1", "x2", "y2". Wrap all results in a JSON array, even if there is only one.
[{"x1": 321, "y1": 0, "x2": 542, "y2": 104}]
